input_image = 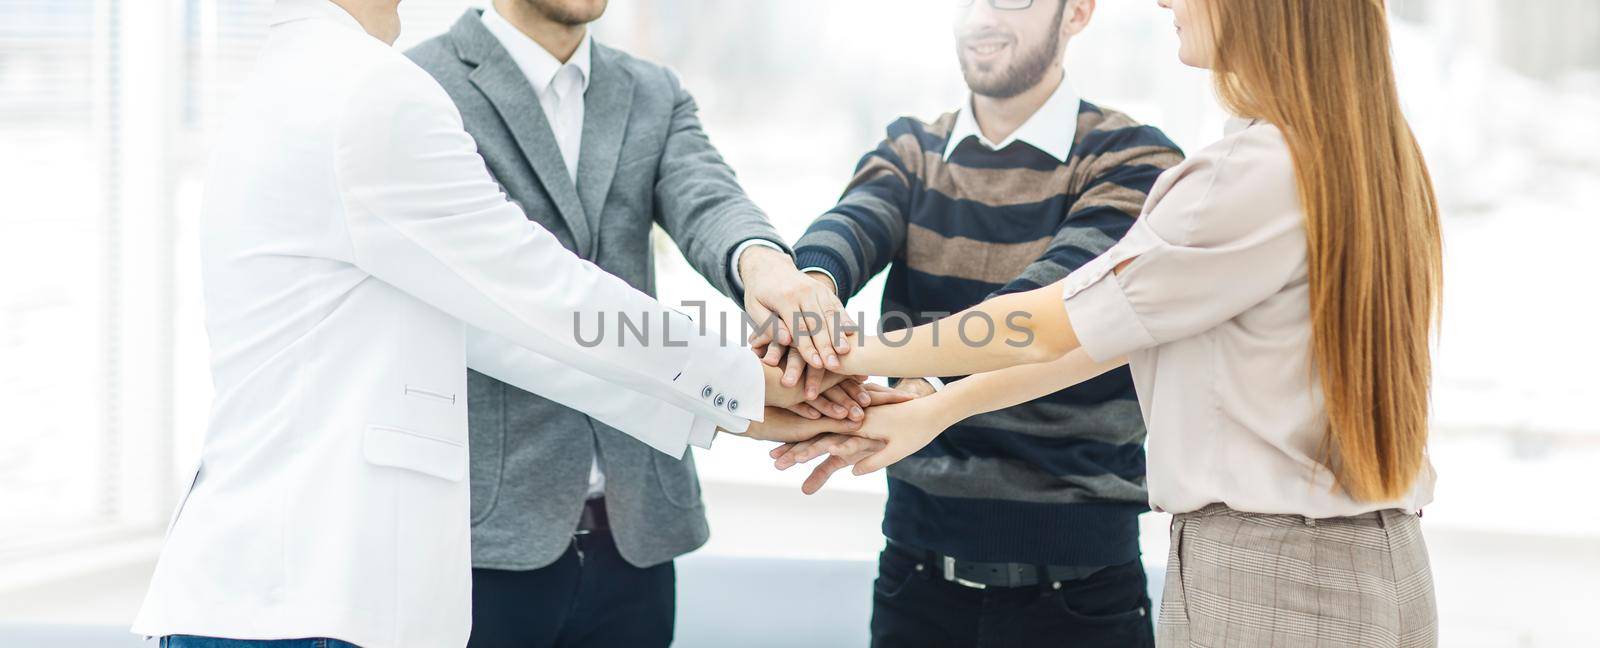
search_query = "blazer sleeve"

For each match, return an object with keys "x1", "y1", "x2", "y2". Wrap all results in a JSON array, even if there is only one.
[
  {"x1": 333, "y1": 55, "x2": 762, "y2": 449},
  {"x1": 651, "y1": 68, "x2": 790, "y2": 302},
  {"x1": 465, "y1": 328, "x2": 719, "y2": 456}
]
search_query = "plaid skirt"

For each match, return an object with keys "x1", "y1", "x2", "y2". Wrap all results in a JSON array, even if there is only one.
[{"x1": 1157, "y1": 504, "x2": 1437, "y2": 648}]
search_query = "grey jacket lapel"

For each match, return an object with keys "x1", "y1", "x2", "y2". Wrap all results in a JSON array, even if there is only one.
[
  {"x1": 577, "y1": 44, "x2": 635, "y2": 245},
  {"x1": 451, "y1": 11, "x2": 593, "y2": 256}
]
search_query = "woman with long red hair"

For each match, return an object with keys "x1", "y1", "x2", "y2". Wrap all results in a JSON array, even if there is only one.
[{"x1": 777, "y1": 0, "x2": 1442, "y2": 644}]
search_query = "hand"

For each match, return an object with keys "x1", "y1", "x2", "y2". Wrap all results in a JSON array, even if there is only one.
[
  {"x1": 769, "y1": 384, "x2": 920, "y2": 493},
  {"x1": 771, "y1": 434, "x2": 883, "y2": 494},
  {"x1": 757, "y1": 341, "x2": 870, "y2": 414},
  {"x1": 741, "y1": 247, "x2": 856, "y2": 372},
  {"x1": 772, "y1": 393, "x2": 955, "y2": 489},
  {"x1": 763, "y1": 361, "x2": 852, "y2": 409},
  {"x1": 741, "y1": 406, "x2": 862, "y2": 443},
  {"x1": 782, "y1": 376, "x2": 871, "y2": 421},
  {"x1": 847, "y1": 396, "x2": 954, "y2": 475}
]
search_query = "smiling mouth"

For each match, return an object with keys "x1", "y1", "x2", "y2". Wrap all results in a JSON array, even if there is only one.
[{"x1": 964, "y1": 40, "x2": 1011, "y2": 57}]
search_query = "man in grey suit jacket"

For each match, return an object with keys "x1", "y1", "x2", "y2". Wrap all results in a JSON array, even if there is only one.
[{"x1": 407, "y1": 2, "x2": 859, "y2": 646}]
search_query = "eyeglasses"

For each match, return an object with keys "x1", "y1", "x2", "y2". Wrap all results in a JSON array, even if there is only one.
[{"x1": 956, "y1": 0, "x2": 1037, "y2": 10}]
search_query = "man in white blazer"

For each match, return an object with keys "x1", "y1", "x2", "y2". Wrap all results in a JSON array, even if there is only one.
[{"x1": 130, "y1": 1, "x2": 858, "y2": 647}]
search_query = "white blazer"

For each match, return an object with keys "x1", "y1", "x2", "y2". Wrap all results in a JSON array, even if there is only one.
[{"x1": 131, "y1": 2, "x2": 762, "y2": 646}]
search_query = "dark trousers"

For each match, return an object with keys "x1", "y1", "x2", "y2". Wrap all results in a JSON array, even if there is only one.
[
  {"x1": 163, "y1": 639, "x2": 357, "y2": 648},
  {"x1": 870, "y1": 543, "x2": 1154, "y2": 648},
  {"x1": 468, "y1": 528, "x2": 675, "y2": 648}
]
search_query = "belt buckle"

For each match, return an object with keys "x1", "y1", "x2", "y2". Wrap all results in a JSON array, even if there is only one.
[{"x1": 942, "y1": 556, "x2": 987, "y2": 590}]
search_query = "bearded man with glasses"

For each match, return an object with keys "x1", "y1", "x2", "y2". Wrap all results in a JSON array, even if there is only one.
[{"x1": 789, "y1": 1, "x2": 1183, "y2": 646}]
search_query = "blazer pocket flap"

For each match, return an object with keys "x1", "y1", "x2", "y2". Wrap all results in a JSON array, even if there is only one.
[{"x1": 364, "y1": 425, "x2": 466, "y2": 482}]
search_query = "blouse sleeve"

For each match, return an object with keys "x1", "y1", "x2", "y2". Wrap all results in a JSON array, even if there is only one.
[{"x1": 1059, "y1": 124, "x2": 1307, "y2": 362}]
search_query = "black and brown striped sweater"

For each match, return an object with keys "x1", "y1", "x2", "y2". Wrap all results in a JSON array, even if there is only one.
[{"x1": 795, "y1": 102, "x2": 1183, "y2": 566}]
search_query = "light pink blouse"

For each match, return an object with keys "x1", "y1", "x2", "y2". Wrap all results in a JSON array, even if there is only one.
[{"x1": 1061, "y1": 118, "x2": 1435, "y2": 517}]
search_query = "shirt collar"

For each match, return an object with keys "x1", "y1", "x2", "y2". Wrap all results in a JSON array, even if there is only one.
[
  {"x1": 482, "y1": 5, "x2": 593, "y2": 96},
  {"x1": 943, "y1": 78, "x2": 1081, "y2": 163},
  {"x1": 270, "y1": 0, "x2": 364, "y2": 32}
]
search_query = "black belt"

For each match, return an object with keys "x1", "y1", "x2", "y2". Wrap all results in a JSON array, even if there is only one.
[
  {"x1": 576, "y1": 497, "x2": 609, "y2": 534},
  {"x1": 887, "y1": 539, "x2": 1104, "y2": 590}
]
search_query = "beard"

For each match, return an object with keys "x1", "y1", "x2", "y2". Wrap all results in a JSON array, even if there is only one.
[
  {"x1": 958, "y1": 12, "x2": 1065, "y2": 99},
  {"x1": 521, "y1": 0, "x2": 607, "y2": 26}
]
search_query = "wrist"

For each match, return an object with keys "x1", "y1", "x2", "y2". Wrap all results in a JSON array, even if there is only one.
[
  {"x1": 804, "y1": 270, "x2": 837, "y2": 296},
  {"x1": 835, "y1": 342, "x2": 870, "y2": 376},
  {"x1": 738, "y1": 245, "x2": 793, "y2": 285},
  {"x1": 921, "y1": 388, "x2": 966, "y2": 428}
]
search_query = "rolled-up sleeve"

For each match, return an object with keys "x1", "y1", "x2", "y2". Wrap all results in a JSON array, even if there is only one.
[{"x1": 1060, "y1": 128, "x2": 1306, "y2": 362}]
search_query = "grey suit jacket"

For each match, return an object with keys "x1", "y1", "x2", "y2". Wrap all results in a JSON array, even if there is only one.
[{"x1": 407, "y1": 10, "x2": 787, "y2": 570}]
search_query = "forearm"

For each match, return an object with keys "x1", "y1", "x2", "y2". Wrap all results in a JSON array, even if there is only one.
[
  {"x1": 793, "y1": 166, "x2": 913, "y2": 298},
  {"x1": 840, "y1": 279, "x2": 1081, "y2": 378},
  {"x1": 654, "y1": 81, "x2": 784, "y2": 298},
  {"x1": 824, "y1": 348, "x2": 1129, "y2": 477},
  {"x1": 922, "y1": 349, "x2": 1128, "y2": 426}
]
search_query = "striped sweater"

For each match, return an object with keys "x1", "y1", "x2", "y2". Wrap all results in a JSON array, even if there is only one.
[{"x1": 795, "y1": 102, "x2": 1183, "y2": 566}]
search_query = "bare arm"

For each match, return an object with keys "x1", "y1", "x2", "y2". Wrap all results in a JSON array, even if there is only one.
[
  {"x1": 930, "y1": 349, "x2": 1128, "y2": 424},
  {"x1": 837, "y1": 279, "x2": 1084, "y2": 379},
  {"x1": 777, "y1": 349, "x2": 1127, "y2": 482}
]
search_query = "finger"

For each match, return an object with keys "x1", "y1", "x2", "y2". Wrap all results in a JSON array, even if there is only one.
[
  {"x1": 787, "y1": 432, "x2": 851, "y2": 467},
  {"x1": 839, "y1": 379, "x2": 870, "y2": 407},
  {"x1": 864, "y1": 386, "x2": 918, "y2": 407},
  {"x1": 804, "y1": 396, "x2": 849, "y2": 420},
  {"x1": 785, "y1": 403, "x2": 823, "y2": 420},
  {"x1": 832, "y1": 307, "x2": 858, "y2": 354},
  {"x1": 775, "y1": 415, "x2": 860, "y2": 444},
  {"x1": 770, "y1": 443, "x2": 796, "y2": 460},
  {"x1": 774, "y1": 438, "x2": 819, "y2": 470},
  {"x1": 780, "y1": 435, "x2": 832, "y2": 464},
  {"x1": 802, "y1": 456, "x2": 851, "y2": 495},
  {"x1": 803, "y1": 363, "x2": 826, "y2": 402},
  {"x1": 748, "y1": 326, "x2": 773, "y2": 351},
  {"x1": 746, "y1": 303, "x2": 774, "y2": 348},
  {"x1": 789, "y1": 310, "x2": 826, "y2": 371},
  {"x1": 809, "y1": 293, "x2": 841, "y2": 371},
  {"x1": 782, "y1": 347, "x2": 805, "y2": 387},
  {"x1": 825, "y1": 436, "x2": 883, "y2": 459},
  {"x1": 761, "y1": 339, "x2": 786, "y2": 367},
  {"x1": 773, "y1": 311, "x2": 793, "y2": 347},
  {"x1": 820, "y1": 386, "x2": 864, "y2": 421},
  {"x1": 853, "y1": 446, "x2": 899, "y2": 475}
]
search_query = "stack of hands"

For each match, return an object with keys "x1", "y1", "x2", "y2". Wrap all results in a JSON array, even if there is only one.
[{"x1": 736, "y1": 248, "x2": 937, "y2": 495}]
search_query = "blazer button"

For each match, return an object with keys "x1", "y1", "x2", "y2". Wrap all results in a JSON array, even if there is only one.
[
  {"x1": 727, "y1": 399, "x2": 739, "y2": 413},
  {"x1": 714, "y1": 393, "x2": 727, "y2": 408},
  {"x1": 702, "y1": 385, "x2": 714, "y2": 400}
]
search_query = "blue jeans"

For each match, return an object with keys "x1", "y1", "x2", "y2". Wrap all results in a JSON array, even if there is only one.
[{"x1": 162, "y1": 637, "x2": 359, "y2": 648}]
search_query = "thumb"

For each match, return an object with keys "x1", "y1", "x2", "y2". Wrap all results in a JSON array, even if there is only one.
[
  {"x1": 745, "y1": 302, "x2": 776, "y2": 347},
  {"x1": 813, "y1": 416, "x2": 863, "y2": 437},
  {"x1": 864, "y1": 387, "x2": 918, "y2": 407},
  {"x1": 853, "y1": 451, "x2": 889, "y2": 476}
]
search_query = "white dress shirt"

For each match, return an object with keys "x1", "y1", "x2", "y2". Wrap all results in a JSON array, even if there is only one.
[
  {"x1": 481, "y1": 5, "x2": 589, "y2": 182},
  {"x1": 1061, "y1": 117, "x2": 1435, "y2": 518}
]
